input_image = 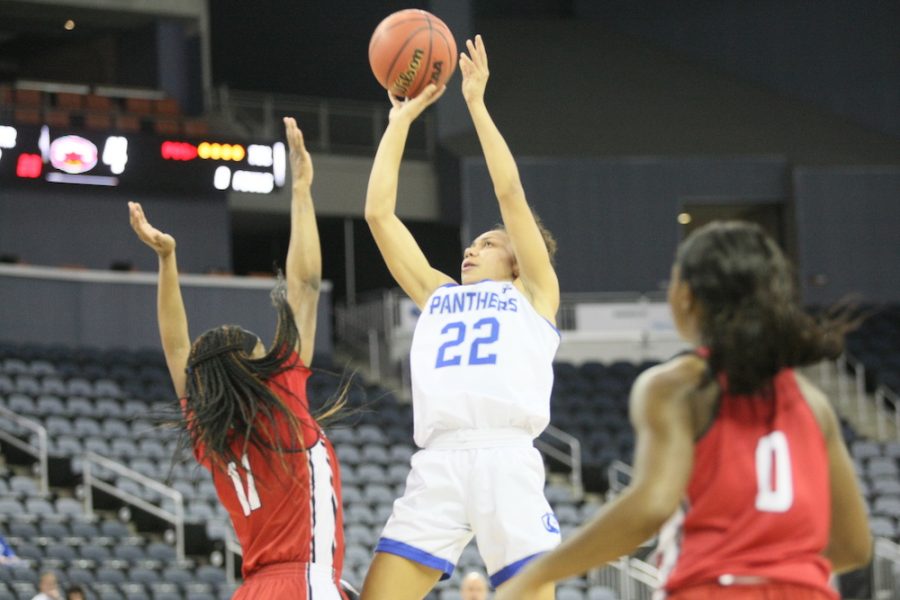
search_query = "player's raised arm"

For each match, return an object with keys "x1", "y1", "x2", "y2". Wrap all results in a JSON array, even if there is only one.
[
  {"x1": 283, "y1": 117, "x2": 321, "y2": 366},
  {"x1": 460, "y1": 35, "x2": 559, "y2": 322},
  {"x1": 364, "y1": 84, "x2": 455, "y2": 308},
  {"x1": 128, "y1": 201, "x2": 190, "y2": 397}
]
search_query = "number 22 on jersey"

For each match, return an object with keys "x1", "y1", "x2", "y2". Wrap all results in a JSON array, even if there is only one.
[
  {"x1": 755, "y1": 431, "x2": 794, "y2": 513},
  {"x1": 435, "y1": 317, "x2": 500, "y2": 368}
]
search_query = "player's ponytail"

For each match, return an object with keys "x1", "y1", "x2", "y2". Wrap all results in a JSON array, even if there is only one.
[
  {"x1": 676, "y1": 221, "x2": 852, "y2": 395},
  {"x1": 177, "y1": 276, "x2": 348, "y2": 477}
]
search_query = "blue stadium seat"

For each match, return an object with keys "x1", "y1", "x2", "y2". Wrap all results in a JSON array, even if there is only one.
[
  {"x1": 7, "y1": 521, "x2": 38, "y2": 540},
  {"x1": 35, "y1": 394, "x2": 65, "y2": 416},
  {"x1": 38, "y1": 521, "x2": 69, "y2": 540},
  {"x1": 8, "y1": 475, "x2": 39, "y2": 499},
  {"x1": 55, "y1": 497, "x2": 83, "y2": 518},
  {"x1": 69, "y1": 520, "x2": 100, "y2": 539},
  {"x1": 195, "y1": 566, "x2": 227, "y2": 586},
  {"x1": 65, "y1": 396, "x2": 96, "y2": 418},
  {"x1": 66, "y1": 378, "x2": 94, "y2": 398},
  {"x1": 14, "y1": 375, "x2": 41, "y2": 396},
  {"x1": 110, "y1": 438, "x2": 140, "y2": 459},
  {"x1": 128, "y1": 567, "x2": 160, "y2": 585},
  {"x1": 356, "y1": 464, "x2": 386, "y2": 484},
  {"x1": 6, "y1": 393, "x2": 36, "y2": 415},
  {"x1": 50, "y1": 435, "x2": 82, "y2": 456},
  {"x1": 558, "y1": 587, "x2": 586, "y2": 600},
  {"x1": 96, "y1": 566, "x2": 128, "y2": 585},
  {"x1": 0, "y1": 373, "x2": 13, "y2": 394},
  {"x1": 587, "y1": 586, "x2": 618, "y2": 600},
  {"x1": 146, "y1": 542, "x2": 177, "y2": 563},
  {"x1": 120, "y1": 583, "x2": 151, "y2": 600}
]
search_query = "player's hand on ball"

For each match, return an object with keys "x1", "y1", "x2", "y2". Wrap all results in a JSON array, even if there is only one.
[
  {"x1": 460, "y1": 34, "x2": 489, "y2": 105},
  {"x1": 129, "y1": 201, "x2": 175, "y2": 258},
  {"x1": 284, "y1": 117, "x2": 313, "y2": 188},
  {"x1": 387, "y1": 84, "x2": 447, "y2": 125}
]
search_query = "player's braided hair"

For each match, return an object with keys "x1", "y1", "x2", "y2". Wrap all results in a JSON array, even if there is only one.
[
  {"x1": 177, "y1": 277, "x2": 346, "y2": 477},
  {"x1": 676, "y1": 221, "x2": 855, "y2": 395}
]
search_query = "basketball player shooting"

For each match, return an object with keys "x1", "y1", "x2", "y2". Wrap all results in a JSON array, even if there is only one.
[{"x1": 360, "y1": 35, "x2": 561, "y2": 600}]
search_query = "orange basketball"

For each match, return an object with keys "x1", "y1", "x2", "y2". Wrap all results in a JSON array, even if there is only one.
[{"x1": 369, "y1": 9, "x2": 457, "y2": 99}]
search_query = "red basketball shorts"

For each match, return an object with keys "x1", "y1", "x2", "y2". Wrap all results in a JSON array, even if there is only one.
[
  {"x1": 233, "y1": 562, "x2": 347, "y2": 600},
  {"x1": 667, "y1": 582, "x2": 836, "y2": 600}
]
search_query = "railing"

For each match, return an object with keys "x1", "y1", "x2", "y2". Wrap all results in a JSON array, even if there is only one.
[
  {"x1": 334, "y1": 290, "x2": 395, "y2": 381},
  {"x1": 535, "y1": 424, "x2": 583, "y2": 498},
  {"x1": 874, "y1": 384, "x2": 900, "y2": 441},
  {"x1": 607, "y1": 460, "x2": 633, "y2": 499},
  {"x1": 224, "y1": 531, "x2": 242, "y2": 587},
  {"x1": 210, "y1": 86, "x2": 435, "y2": 158},
  {"x1": 0, "y1": 404, "x2": 49, "y2": 495},
  {"x1": 873, "y1": 537, "x2": 900, "y2": 600},
  {"x1": 82, "y1": 452, "x2": 186, "y2": 562},
  {"x1": 592, "y1": 556, "x2": 659, "y2": 600},
  {"x1": 826, "y1": 352, "x2": 900, "y2": 442}
]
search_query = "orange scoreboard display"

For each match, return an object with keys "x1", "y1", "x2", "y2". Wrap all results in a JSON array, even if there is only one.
[{"x1": 0, "y1": 123, "x2": 286, "y2": 195}]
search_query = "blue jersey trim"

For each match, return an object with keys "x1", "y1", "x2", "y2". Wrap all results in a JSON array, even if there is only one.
[
  {"x1": 490, "y1": 551, "x2": 547, "y2": 588},
  {"x1": 543, "y1": 318, "x2": 561, "y2": 338},
  {"x1": 375, "y1": 537, "x2": 455, "y2": 580}
]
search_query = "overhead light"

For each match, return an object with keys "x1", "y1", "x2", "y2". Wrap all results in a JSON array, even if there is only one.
[
  {"x1": 64, "y1": 19, "x2": 76, "y2": 31},
  {"x1": 677, "y1": 212, "x2": 692, "y2": 225}
]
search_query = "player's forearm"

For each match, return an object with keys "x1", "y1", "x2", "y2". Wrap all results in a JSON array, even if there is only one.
[
  {"x1": 286, "y1": 182, "x2": 322, "y2": 291},
  {"x1": 365, "y1": 119, "x2": 410, "y2": 222},
  {"x1": 516, "y1": 489, "x2": 664, "y2": 586},
  {"x1": 466, "y1": 100, "x2": 524, "y2": 200},
  {"x1": 157, "y1": 252, "x2": 190, "y2": 356}
]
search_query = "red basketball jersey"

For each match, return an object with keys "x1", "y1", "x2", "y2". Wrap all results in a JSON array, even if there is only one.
[
  {"x1": 657, "y1": 366, "x2": 836, "y2": 598},
  {"x1": 189, "y1": 354, "x2": 345, "y2": 589}
]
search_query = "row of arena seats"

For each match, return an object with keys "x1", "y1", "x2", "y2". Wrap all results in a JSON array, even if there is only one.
[
  {"x1": 1, "y1": 339, "x2": 896, "y2": 599},
  {"x1": 0, "y1": 467, "x2": 232, "y2": 600},
  {"x1": 1, "y1": 85, "x2": 209, "y2": 137},
  {"x1": 0, "y1": 343, "x2": 616, "y2": 598}
]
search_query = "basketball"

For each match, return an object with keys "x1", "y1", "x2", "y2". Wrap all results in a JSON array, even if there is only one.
[{"x1": 368, "y1": 9, "x2": 457, "y2": 99}]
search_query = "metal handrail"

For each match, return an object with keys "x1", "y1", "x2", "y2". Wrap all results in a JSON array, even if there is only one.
[
  {"x1": 607, "y1": 460, "x2": 633, "y2": 497},
  {"x1": 875, "y1": 384, "x2": 900, "y2": 440},
  {"x1": 535, "y1": 424, "x2": 583, "y2": 498},
  {"x1": 0, "y1": 404, "x2": 49, "y2": 495},
  {"x1": 82, "y1": 452, "x2": 186, "y2": 562},
  {"x1": 211, "y1": 85, "x2": 434, "y2": 157},
  {"x1": 224, "y1": 531, "x2": 242, "y2": 587},
  {"x1": 872, "y1": 537, "x2": 900, "y2": 599}
]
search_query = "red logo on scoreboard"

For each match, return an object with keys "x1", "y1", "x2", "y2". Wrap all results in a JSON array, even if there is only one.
[
  {"x1": 161, "y1": 141, "x2": 198, "y2": 161},
  {"x1": 49, "y1": 135, "x2": 98, "y2": 174},
  {"x1": 16, "y1": 153, "x2": 42, "y2": 178}
]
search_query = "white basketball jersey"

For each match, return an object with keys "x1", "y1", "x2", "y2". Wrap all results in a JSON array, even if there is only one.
[{"x1": 409, "y1": 280, "x2": 560, "y2": 448}]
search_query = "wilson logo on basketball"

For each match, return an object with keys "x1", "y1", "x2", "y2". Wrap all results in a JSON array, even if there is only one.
[
  {"x1": 429, "y1": 61, "x2": 443, "y2": 85},
  {"x1": 393, "y1": 48, "x2": 424, "y2": 95}
]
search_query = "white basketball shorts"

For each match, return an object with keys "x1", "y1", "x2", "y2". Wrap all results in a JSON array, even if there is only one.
[{"x1": 375, "y1": 430, "x2": 562, "y2": 588}]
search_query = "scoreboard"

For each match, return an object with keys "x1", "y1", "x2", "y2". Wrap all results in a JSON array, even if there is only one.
[{"x1": 0, "y1": 123, "x2": 286, "y2": 195}]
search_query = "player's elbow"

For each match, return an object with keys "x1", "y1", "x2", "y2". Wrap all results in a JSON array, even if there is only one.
[
  {"x1": 828, "y1": 533, "x2": 873, "y2": 573},
  {"x1": 628, "y1": 485, "x2": 681, "y2": 534},
  {"x1": 287, "y1": 279, "x2": 321, "y2": 311},
  {"x1": 364, "y1": 203, "x2": 389, "y2": 225},
  {"x1": 832, "y1": 532, "x2": 872, "y2": 572}
]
